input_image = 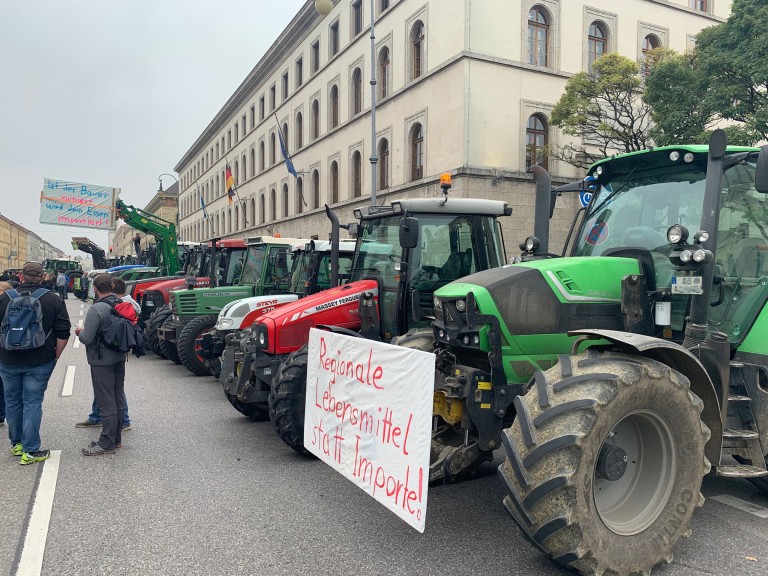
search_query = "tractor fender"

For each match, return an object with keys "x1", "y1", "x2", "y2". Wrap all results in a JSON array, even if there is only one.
[{"x1": 569, "y1": 329, "x2": 723, "y2": 465}]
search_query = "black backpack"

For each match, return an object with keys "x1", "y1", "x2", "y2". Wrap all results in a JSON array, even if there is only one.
[
  {"x1": 98, "y1": 299, "x2": 147, "y2": 358},
  {"x1": 0, "y1": 288, "x2": 51, "y2": 351}
]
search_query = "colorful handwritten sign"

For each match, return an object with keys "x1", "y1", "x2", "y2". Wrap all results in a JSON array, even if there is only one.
[
  {"x1": 304, "y1": 328, "x2": 435, "y2": 532},
  {"x1": 40, "y1": 178, "x2": 118, "y2": 230}
]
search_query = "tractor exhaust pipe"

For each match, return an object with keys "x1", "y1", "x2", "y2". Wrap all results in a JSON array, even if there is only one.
[
  {"x1": 209, "y1": 237, "x2": 220, "y2": 288},
  {"x1": 325, "y1": 205, "x2": 340, "y2": 288},
  {"x1": 531, "y1": 165, "x2": 551, "y2": 254}
]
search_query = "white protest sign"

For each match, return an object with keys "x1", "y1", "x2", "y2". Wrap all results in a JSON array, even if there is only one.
[
  {"x1": 40, "y1": 178, "x2": 118, "y2": 230},
  {"x1": 304, "y1": 328, "x2": 435, "y2": 532}
]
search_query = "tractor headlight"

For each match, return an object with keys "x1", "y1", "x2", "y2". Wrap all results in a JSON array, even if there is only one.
[
  {"x1": 694, "y1": 230, "x2": 710, "y2": 244},
  {"x1": 667, "y1": 225, "x2": 689, "y2": 245},
  {"x1": 258, "y1": 331, "x2": 266, "y2": 346},
  {"x1": 473, "y1": 334, "x2": 480, "y2": 345},
  {"x1": 679, "y1": 250, "x2": 693, "y2": 263},
  {"x1": 438, "y1": 329, "x2": 446, "y2": 339},
  {"x1": 693, "y1": 249, "x2": 713, "y2": 263},
  {"x1": 455, "y1": 299, "x2": 466, "y2": 313},
  {"x1": 433, "y1": 296, "x2": 442, "y2": 312},
  {"x1": 524, "y1": 236, "x2": 540, "y2": 252},
  {"x1": 684, "y1": 152, "x2": 695, "y2": 163},
  {"x1": 462, "y1": 335, "x2": 470, "y2": 345},
  {"x1": 669, "y1": 151, "x2": 681, "y2": 162},
  {"x1": 218, "y1": 318, "x2": 234, "y2": 329}
]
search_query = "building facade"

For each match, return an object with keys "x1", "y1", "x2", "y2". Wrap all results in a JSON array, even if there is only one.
[
  {"x1": 0, "y1": 215, "x2": 65, "y2": 271},
  {"x1": 111, "y1": 182, "x2": 179, "y2": 257},
  {"x1": 175, "y1": 0, "x2": 729, "y2": 255}
]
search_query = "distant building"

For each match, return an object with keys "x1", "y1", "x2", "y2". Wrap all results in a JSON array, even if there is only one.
[
  {"x1": 111, "y1": 181, "x2": 179, "y2": 257},
  {"x1": 0, "y1": 215, "x2": 63, "y2": 269},
  {"x1": 176, "y1": 0, "x2": 730, "y2": 253}
]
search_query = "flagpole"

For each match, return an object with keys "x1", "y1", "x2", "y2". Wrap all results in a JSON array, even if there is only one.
[
  {"x1": 224, "y1": 156, "x2": 248, "y2": 226},
  {"x1": 274, "y1": 114, "x2": 307, "y2": 208}
]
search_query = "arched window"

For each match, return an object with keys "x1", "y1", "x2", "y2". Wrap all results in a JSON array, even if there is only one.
[
  {"x1": 242, "y1": 153, "x2": 247, "y2": 182},
  {"x1": 250, "y1": 198, "x2": 256, "y2": 226},
  {"x1": 312, "y1": 99, "x2": 320, "y2": 140},
  {"x1": 234, "y1": 160, "x2": 239, "y2": 185},
  {"x1": 410, "y1": 21, "x2": 425, "y2": 80},
  {"x1": 378, "y1": 47, "x2": 390, "y2": 99},
  {"x1": 260, "y1": 194, "x2": 266, "y2": 224},
  {"x1": 352, "y1": 68, "x2": 363, "y2": 115},
  {"x1": 270, "y1": 133, "x2": 276, "y2": 165},
  {"x1": 234, "y1": 204, "x2": 239, "y2": 231},
  {"x1": 352, "y1": 151, "x2": 362, "y2": 197},
  {"x1": 525, "y1": 114, "x2": 549, "y2": 171},
  {"x1": 259, "y1": 141, "x2": 265, "y2": 172},
  {"x1": 330, "y1": 85, "x2": 339, "y2": 129},
  {"x1": 282, "y1": 183, "x2": 289, "y2": 217},
  {"x1": 296, "y1": 112, "x2": 303, "y2": 150},
  {"x1": 228, "y1": 208, "x2": 233, "y2": 233},
  {"x1": 378, "y1": 138, "x2": 389, "y2": 190},
  {"x1": 215, "y1": 213, "x2": 220, "y2": 235},
  {"x1": 410, "y1": 123, "x2": 424, "y2": 181},
  {"x1": 313, "y1": 169, "x2": 320, "y2": 209},
  {"x1": 242, "y1": 200, "x2": 247, "y2": 228},
  {"x1": 270, "y1": 188, "x2": 276, "y2": 221},
  {"x1": 331, "y1": 161, "x2": 339, "y2": 203},
  {"x1": 588, "y1": 22, "x2": 608, "y2": 71},
  {"x1": 250, "y1": 148, "x2": 255, "y2": 177},
  {"x1": 642, "y1": 34, "x2": 661, "y2": 77},
  {"x1": 296, "y1": 177, "x2": 304, "y2": 214},
  {"x1": 528, "y1": 7, "x2": 549, "y2": 67},
  {"x1": 282, "y1": 122, "x2": 289, "y2": 151}
]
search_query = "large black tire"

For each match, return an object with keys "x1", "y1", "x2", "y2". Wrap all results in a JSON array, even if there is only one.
[
  {"x1": 268, "y1": 345, "x2": 311, "y2": 455},
  {"x1": 158, "y1": 316, "x2": 181, "y2": 365},
  {"x1": 225, "y1": 390, "x2": 269, "y2": 422},
  {"x1": 146, "y1": 305, "x2": 171, "y2": 357},
  {"x1": 390, "y1": 327, "x2": 436, "y2": 352},
  {"x1": 178, "y1": 315, "x2": 217, "y2": 377},
  {"x1": 499, "y1": 350, "x2": 711, "y2": 576}
]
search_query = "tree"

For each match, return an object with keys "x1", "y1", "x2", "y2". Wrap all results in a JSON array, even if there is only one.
[
  {"x1": 645, "y1": 0, "x2": 768, "y2": 146},
  {"x1": 549, "y1": 53, "x2": 653, "y2": 169}
]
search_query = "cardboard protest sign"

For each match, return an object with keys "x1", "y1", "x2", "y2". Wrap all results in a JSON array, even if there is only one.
[
  {"x1": 40, "y1": 178, "x2": 118, "y2": 230},
  {"x1": 304, "y1": 328, "x2": 435, "y2": 532}
]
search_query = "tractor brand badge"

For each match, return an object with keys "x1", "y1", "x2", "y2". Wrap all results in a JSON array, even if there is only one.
[{"x1": 586, "y1": 221, "x2": 609, "y2": 246}]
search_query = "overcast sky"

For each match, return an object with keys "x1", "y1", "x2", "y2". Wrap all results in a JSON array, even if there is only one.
[{"x1": 0, "y1": 0, "x2": 305, "y2": 259}]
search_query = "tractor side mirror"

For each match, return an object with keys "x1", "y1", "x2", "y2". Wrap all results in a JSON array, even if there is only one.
[
  {"x1": 756, "y1": 145, "x2": 768, "y2": 193},
  {"x1": 346, "y1": 223, "x2": 359, "y2": 239},
  {"x1": 399, "y1": 217, "x2": 419, "y2": 249}
]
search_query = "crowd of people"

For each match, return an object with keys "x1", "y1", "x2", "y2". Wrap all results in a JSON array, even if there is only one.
[{"x1": 0, "y1": 262, "x2": 139, "y2": 464}]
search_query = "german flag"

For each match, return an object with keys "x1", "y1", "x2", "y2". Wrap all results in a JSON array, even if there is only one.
[{"x1": 225, "y1": 164, "x2": 235, "y2": 204}]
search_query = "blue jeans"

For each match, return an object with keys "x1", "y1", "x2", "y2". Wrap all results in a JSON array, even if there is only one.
[
  {"x1": 0, "y1": 375, "x2": 5, "y2": 422},
  {"x1": 0, "y1": 360, "x2": 56, "y2": 453},
  {"x1": 88, "y1": 398, "x2": 131, "y2": 426}
]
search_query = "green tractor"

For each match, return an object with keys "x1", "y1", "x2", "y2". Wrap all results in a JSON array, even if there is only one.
[
  {"x1": 157, "y1": 236, "x2": 306, "y2": 376},
  {"x1": 429, "y1": 130, "x2": 768, "y2": 575}
]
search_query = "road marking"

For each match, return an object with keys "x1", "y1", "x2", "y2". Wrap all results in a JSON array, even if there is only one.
[
  {"x1": 79, "y1": 310, "x2": 83, "y2": 316},
  {"x1": 80, "y1": 303, "x2": 84, "y2": 309},
  {"x1": 61, "y1": 366, "x2": 76, "y2": 397},
  {"x1": 73, "y1": 320, "x2": 84, "y2": 348},
  {"x1": 15, "y1": 450, "x2": 62, "y2": 576},
  {"x1": 711, "y1": 494, "x2": 768, "y2": 518}
]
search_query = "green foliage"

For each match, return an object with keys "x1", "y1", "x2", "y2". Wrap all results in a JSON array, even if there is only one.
[{"x1": 549, "y1": 54, "x2": 653, "y2": 168}]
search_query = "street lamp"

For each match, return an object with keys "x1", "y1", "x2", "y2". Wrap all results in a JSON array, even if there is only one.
[{"x1": 314, "y1": 0, "x2": 378, "y2": 208}]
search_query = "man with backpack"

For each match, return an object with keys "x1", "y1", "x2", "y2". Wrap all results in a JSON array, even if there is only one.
[
  {"x1": 0, "y1": 262, "x2": 71, "y2": 465},
  {"x1": 75, "y1": 273, "x2": 129, "y2": 456}
]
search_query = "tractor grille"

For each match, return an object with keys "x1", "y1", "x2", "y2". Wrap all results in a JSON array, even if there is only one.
[{"x1": 175, "y1": 291, "x2": 199, "y2": 315}]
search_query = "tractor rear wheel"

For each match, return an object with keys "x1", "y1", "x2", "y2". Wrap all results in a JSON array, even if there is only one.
[
  {"x1": 146, "y1": 305, "x2": 171, "y2": 357},
  {"x1": 178, "y1": 315, "x2": 216, "y2": 377},
  {"x1": 499, "y1": 350, "x2": 710, "y2": 576},
  {"x1": 269, "y1": 344, "x2": 312, "y2": 456},
  {"x1": 158, "y1": 316, "x2": 181, "y2": 365},
  {"x1": 225, "y1": 390, "x2": 269, "y2": 421}
]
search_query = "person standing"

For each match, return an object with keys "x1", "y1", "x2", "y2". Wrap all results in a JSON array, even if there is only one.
[
  {"x1": 0, "y1": 281, "x2": 10, "y2": 428},
  {"x1": 75, "y1": 274, "x2": 127, "y2": 455},
  {"x1": 0, "y1": 263, "x2": 71, "y2": 465},
  {"x1": 56, "y1": 270, "x2": 68, "y2": 299},
  {"x1": 133, "y1": 233, "x2": 142, "y2": 264}
]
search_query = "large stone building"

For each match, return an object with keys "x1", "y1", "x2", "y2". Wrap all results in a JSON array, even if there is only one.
[
  {"x1": 175, "y1": 0, "x2": 729, "y2": 254},
  {"x1": 0, "y1": 215, "x2": 64, "y2": 271},
  {"x1": 111, "y1": 181, "x2": 179, "y2": 257}
]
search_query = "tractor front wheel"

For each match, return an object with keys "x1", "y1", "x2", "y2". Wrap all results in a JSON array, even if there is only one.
[
  {"x1": 158, "y1": 317, "x2": 181, "y2": 365},
  {"x1": 178, "y1": 315, "x2": 217, "y2": 377},
  {"x1": 146, "y1": 305, "x2": 171, "y2": 357},
  {"x1": 225, "y1": 391, "x2": 269, "y2": 422},
  {"x1": 499, "y1": 350, "x2": 710, "y2": 576},
  {"x1": 268, "y1": 345, "x2": 312, "y2": 456}
]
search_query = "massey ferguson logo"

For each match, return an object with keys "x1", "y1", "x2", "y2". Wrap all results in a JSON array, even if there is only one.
[{"x1": 290, "y1": 293, "x2": 363, "y2": 322}]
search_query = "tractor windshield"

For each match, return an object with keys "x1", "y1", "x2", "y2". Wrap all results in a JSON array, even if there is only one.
[{"x1": 239, "y1": 245, "x2": 267, "y2": 286}]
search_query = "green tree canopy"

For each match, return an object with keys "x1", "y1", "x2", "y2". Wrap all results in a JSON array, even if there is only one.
[{"x1": 549, "y1": 53, "x2": 653, "y2": 169}]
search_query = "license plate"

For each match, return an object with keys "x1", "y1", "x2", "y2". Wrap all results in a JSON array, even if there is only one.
[{"x1": 672, "y1": 275, "x2": 703, "y2": 295}]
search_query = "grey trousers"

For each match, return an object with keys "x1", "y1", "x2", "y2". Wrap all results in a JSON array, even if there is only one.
[{"x1": 91, "y1": 361, "x2": 126, "y2": 450}]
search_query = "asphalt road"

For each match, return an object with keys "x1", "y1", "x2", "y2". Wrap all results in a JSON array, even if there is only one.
[{"x1": 1, "y1": 299, "x2": 767, "y2": 576}]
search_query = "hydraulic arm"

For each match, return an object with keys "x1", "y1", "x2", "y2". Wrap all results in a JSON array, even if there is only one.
[{"x1": 116, "y1": 199, "x2": 179, "y2": 274}]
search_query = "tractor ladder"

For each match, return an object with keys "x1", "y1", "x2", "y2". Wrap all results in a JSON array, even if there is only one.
[{"x1": 715, "y1": 361, "x2": 768, "y2": 479}]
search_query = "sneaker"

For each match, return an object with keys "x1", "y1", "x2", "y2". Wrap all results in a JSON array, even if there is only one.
[
  {"x1": 82, "y1": 441, "x2": 115, "y2": 456},
  {"x1": 115, "y1": 442, "x2": 122, "y2": 449},
  {"x1": 11, "y1": 443, "x2": 23, "y2": 457},
  {"x1": 122, "y1": 423, "x2": 132, "y2": 432},
  {"x1": 20, "y1": 450, "x2": 50, "y2": 465},
  {"x1": 0, "y1": 420, "x2": 5, "y2": 427},
  {"x1": 75, "y1": 420, "x2": 101, "y2": 428}
]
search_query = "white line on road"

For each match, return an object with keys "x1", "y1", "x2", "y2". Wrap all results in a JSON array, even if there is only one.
[
  {"x1": 61, "y1": 366, "x2": 76, "y2": 397},
  {"x1": 80, "y1": 303, "x2": 84, "y2": 308},
  {"x1": 711, "y1": 494, "x2": 768, "y2": 518},
  {"x1": 79, "y1": 310, "x2": 83, "y2": 316},
  {"x1": 15, "y1": 450, "x2": 62, "y2": 576},
  {"x1": 73, "y1": 338, "x2": 80, "y2": 349}
]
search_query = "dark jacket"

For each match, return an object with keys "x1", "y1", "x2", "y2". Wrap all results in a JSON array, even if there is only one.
[
  {"x1": 78, "y1": 295, "x2": 128, "y2": 365},
  {"x1": 0, "y1": 283, "x2": 71, "y2": 365}
]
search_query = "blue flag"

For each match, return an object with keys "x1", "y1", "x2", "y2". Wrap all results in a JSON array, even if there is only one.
[
  {"x1": 198, "y1": 186, "x2": 209, "y2": 219},
  {"x1": 277, "y1": 127, "x2": 298, "y2": 178}
]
